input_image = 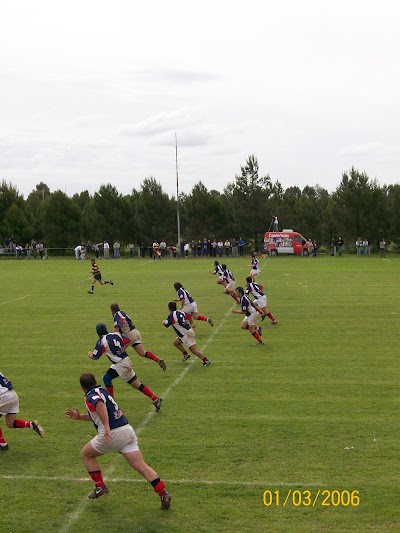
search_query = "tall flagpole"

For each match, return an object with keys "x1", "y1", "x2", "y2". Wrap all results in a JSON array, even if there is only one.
[{"x1": 175, "y1": 133, "x2": 181, "y2": 248}]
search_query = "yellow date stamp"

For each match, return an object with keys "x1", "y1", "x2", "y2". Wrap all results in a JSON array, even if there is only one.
[{"x1": 263, "y1": 489, "x2": 360, "y2": 507}]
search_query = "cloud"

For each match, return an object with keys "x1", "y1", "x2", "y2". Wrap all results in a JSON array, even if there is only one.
[{"x1": 339, "y1": 142, "x2": 400, "y2": 158}]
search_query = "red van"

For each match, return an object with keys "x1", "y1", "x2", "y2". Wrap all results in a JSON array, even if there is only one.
[{"x1": 264, "y1": 229, "x2": 308, "y2": 256}]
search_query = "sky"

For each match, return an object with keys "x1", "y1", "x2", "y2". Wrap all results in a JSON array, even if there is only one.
[{"x1": 1, "y1": 0, "x2": 399, "y2": 199}]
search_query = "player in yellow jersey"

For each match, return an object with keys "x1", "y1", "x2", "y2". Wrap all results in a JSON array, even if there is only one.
[{"x1": 88, "y1": 259, "x2": 113, "y2": 294}]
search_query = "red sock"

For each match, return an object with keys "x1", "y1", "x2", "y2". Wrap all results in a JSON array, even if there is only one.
[
  {"x1": 197, "y1": 316, "x2": 207, "y2": 321},
  {"x1": 139, "y1": 384, "x2": 157, "y2": 401},
  {"x1": 185, "y1": 313, "x2": 192, "y2": 321},
  {"x1": 0, "y1": 428, "x2": 6, "y2": 444},
  {"x1": 106, "y1": 386, "x2": 114, "y2": 398},
  {"x1": 89, "y1": 470, "x2": 105, "y2": 488},
  {"x1": 256, "y1": 308, "x2": 263, "y2": 315},
  {"x1": 151, "y1": 478, "x2": 166, "y2": 496},
  {"x1": 13, "y1": 419, "x2": 31, "y2": 428},
  {"x1": 203, "y1": 357, "x2": 209, "y2": 363},
  {"x1": 231, "y1": 294, "x2": 239, "y2": 302},
  {"x1": 267, "y1": 312, "x2": 276, "y2": 321},
  {"x1": 252, "y1": 332, "x2": 262, "y2": 343},
  {"x1": 145, "y1": 351, "x2": 160, "y2": 363}
]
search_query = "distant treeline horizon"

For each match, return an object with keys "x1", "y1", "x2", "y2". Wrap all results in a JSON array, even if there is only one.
[{"x1": 1, "y1": 155, "x2": 399, "y2": 249}]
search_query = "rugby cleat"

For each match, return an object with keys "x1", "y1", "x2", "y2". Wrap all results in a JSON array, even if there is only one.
[
  {"x1": 153, "y1": 397, "x2": 162, "y2": 412},
  {"x1": 258, "y1": 326, "x2": 262, "y2": 337},
  {"x1": 271, "y1": 320, "x2": 278, "y2": 325},
  {"x1": 158, "y1": 359, "x2": 167, "y2": 372},
  {"x1": 182, "y1": 353, "x2": 191, "y2": 362},
  {"x1": 202, "y1": 359, "x2": 211, "y2": 367},
  {"x1": 261, "y1": 314, "x2": 267, "y2": 321},
  {"x1": 0, "y1": 444, "x2": 9, "y2": 452},
  {"x1": 109, "y1": 280, "x2": 114, "y2": 285},
  {"x1": 88, "y1": 290, "x2": 94, "y2": 294},
  {"x1": 88, "y1": 485, "x2": 109, "y2": 499},
  {"x1": 160, "y1": 491, "x2": 171, "y2": 510},
  {"x1": 31, "y1": 420, "x2": 45, "y2": 438},
  {"x1": 208, "y1": 318, "x2": 214, "y2": 327}
]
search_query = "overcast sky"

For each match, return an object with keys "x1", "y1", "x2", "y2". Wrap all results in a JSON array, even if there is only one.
[{"x1": 1, "y1": 0, "x2": 399, "y2": 199}]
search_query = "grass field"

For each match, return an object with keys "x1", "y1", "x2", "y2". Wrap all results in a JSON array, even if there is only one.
[{"x1": 0, "y1": 253, "x2": 399, "y2": 533}]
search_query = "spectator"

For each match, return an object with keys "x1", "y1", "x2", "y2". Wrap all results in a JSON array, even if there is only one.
[
  {"x1": 238, "y1": 238, "x2": 245, "y2": 257},
  {"x1": 273, "y1": 216, "x2": 279, "y2": 231},
  {"x1": 180, "y1": 240, "x2": 185, "y2": 257},
  {"x1": 337, "y1": 237, "x2": 344, "y2": 256},
  {"x1": 196, "y1": 240, "x2": 202, "y2": 257},
  {"x1": 93, "y1": 242, "x2": 101, "y2": 259},
  {"x1": 307, "y1": 239, "x2": 313, "y2": 256},
  {"x1": 128, "y1": 243, "x2": 135, "y2": 259},
  {"x1": 25, "y1": 242, "x2": 31, "y2": 259},
  {"x1": 184, "y1": 242, "x2": 189, "y2": 257},
  {"x1": 330, "y1": 238, "x2": 336, "y2": 256},
  {"x1": 75, "y1": 243, "x2": 84, "y2": 260},
  {"x1": 16, "y1": 244, "x2": 24, "y2": 258},
  {"x1": 190, "y1": 240, "x2": 196, "y2": 257},
  {"x1": 103, "y1": 241, "x2": 110, "y2": 259},
  {"x1": 85, "y1": 241, "x2": 92, "y2": 259},
  {"x1": 217, "y1": 240, "x2": 223, "y2": 257},
  {"x1": 232, "y1": 238, "x2": 238, "y2": 256},
  {"x1": 379, "y1": 239, "x2": 386, "y2": 258},
  {"x1": 356, "y1": 238, "x2": 362, "y2": 256},
  {"x1": 32, "y1": 240, "x2": 37, "y2": 259},
  {"x1": 362, "y1": 238, "x2": 369, "y2": 256},
  {"x1": 211, "y1": 239, "x2": 217, "y2": 257},
  {"x1": 160, "y1": 240, "x2": 167, "y2": 258},
  {"x1": 113, "y1": 240, "x2": 120, "y2": 258},
  {"x1": 38, "y1": 242, "x2": 44, "y2": 259},
  {"x1": 140, "y1": 243, "x2": 147, "y2": 258},
  {"x1": 224, "y1": 239, "x2": 231, "y2": 256},
  {"x1": 312, "y1": 240, "x2": 318, "y2": 257}
]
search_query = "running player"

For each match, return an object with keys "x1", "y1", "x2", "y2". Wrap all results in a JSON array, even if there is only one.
[
  {"x1": 208, "y1": 260, "x2": 225, "y2": 286},
  {"x1": 0, "y1": 371, "x2": 45, "y2": 451},
  {"x1": 111, "y1": 303, "x2": 166, "y2": 371},
  {"x1": 232, "y1": 287, "x2": 264, "y2": 345},
  {"x1": 245, "y1": 277, "x2": 277, "y2": 324},
  {"x1": 88, "y1": 259, "x2": 113, "y2": 294},
  {"x1": 173, "y1": 283, "x2": 214, "y2": 328},
  {"x1": 88, "y1": 324, "x2": 162, "y2": 411},
  {"x1": 66, "y1": 373, "x2": 171, "y2": 509},
  {"x1": 221, "y1": 264, "x2": 239, "y2": 303},
  {"x1": 163, "y1": 302, "x2": 211, "y2": 366},
  {"x1": 248, "y1": 253, "x2": 261, "y2": 281}
]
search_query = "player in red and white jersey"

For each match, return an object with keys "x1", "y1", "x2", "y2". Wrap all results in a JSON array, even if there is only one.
[
  {"x1": 245, "y1": 277, "x2": 277, "y2": 325},
  {"x1": 173, "y1": 283, "x2": 214, "y2": 328},
  {"x1": 231, "y1": 287, "x2": 264, "y2": 345},
  {"x1": 65, "y1": 373, "x2": 171, "y2": 509},
  {"x1": 163, "y1": 302, "x2": 211, "y2": 366},
  {"x1": 111, "y1": 303, "x2": 166, "y2": 371},
  {"x1": 88, "y1": 323, "x2": 162, "y2": 412},
  {"x1": 0, "y1": 371, "x2": 45, "y2": 451}
]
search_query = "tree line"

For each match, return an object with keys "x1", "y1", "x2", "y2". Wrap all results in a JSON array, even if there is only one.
[{"x1": 1, "y1": 155, "x2": 399, "y2": 250}]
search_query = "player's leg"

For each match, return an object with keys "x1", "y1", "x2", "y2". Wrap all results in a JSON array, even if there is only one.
[
  {"x1": 80, "y1": 441, "x2": 109, "y2": 499},
  {"x1": 174, "y1": 337, "x2": 190, "y2": 361},
  {"x1": 249, "y1": 324, "x2": 263, "y2": 344},
  {"x1": 123, "y1": 449, "x2": 171, "y2": 510},
  {"x1": 188, "y1": 343, "x2": 211, "y2": 366},
  {"x1": 88, "y1": 277, "x2": 96, "y2": 294},
  {"x1": 192, "y1": 311, "x2": 213, "y2": 326},
  {"x1": 133, "y1": 342, "x2": 166, "y2": 371},
  {"x1": 127, "y1": 375, "x2": 162, "y2": 411},
  {"x1": 5, "y1": 413, "x2": 45, "y2": 437},
  {"x1": 103, "y1": 368, "x2": 119, "y2": 397}
]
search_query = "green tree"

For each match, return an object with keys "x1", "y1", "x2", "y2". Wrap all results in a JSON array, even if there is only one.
[
  {"x1": 2, "y1": 203, "x2": 32, "y2": 243},
  {"x1": 223, "y1": 155, "x2": 272, "y2": 244},
  {"x1": 182, "y1": 182, "x2": 227, "y2": 239},
  {"x1": 41, "y1": 190, "x2": 81, "y2": 247}
]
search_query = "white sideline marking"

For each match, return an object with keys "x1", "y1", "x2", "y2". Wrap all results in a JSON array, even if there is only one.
[
  {"x1": 0, "y1": 474, "x2": 324, "y2": 487},
  {"x1": 0, "y1": 294, "x2": 31, "y2": 305},
  {"x1": 59, "y1": 302, "x2": 233, "y2": 532}
]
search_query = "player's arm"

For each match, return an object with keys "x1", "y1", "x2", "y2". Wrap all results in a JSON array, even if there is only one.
[
  {"x1": 88, "y1": 340, "x2": 103, "y2": 360},
  {"x1": 95, "y1": 400, "x2": 111, "y2": 443},
  {"x1": 232, "y1": 309, "x2": 245, "y2": 315},
  {"x1": 65, "y1": 408, "x2": 91, "y2": 422}
]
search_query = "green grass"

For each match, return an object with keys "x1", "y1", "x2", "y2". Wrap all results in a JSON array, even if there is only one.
[{"x1": 0, "y1": 254, "x2": 399, "y2": 532}]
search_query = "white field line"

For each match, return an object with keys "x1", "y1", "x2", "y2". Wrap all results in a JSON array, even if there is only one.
[
  {"x1": 59, "y1": 301, "x2": 234, "y2": 533},
  {"x1": 0, "y1": 294, "x2": 31, "y2": 305},
  {"x1": 0, "y1": 474, "x2": 325, "y2": 487},
  {"x1": 138, "y1": 260, "x2": 152, "y2": 267}
]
